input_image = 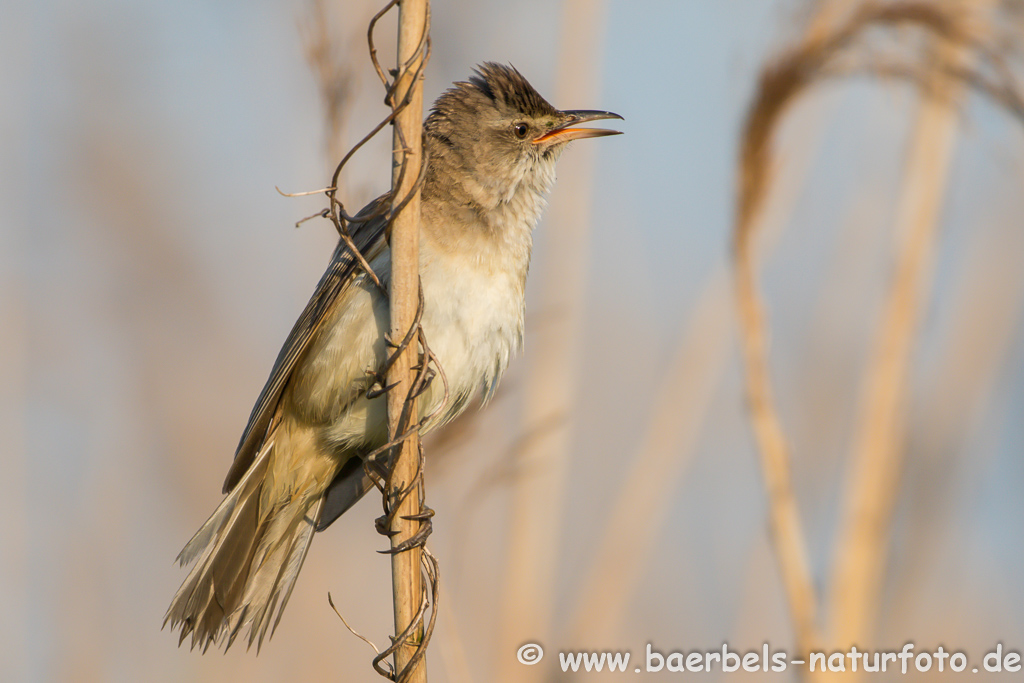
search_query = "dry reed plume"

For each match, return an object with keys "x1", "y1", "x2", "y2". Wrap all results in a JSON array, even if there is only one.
[{"x1": 735, "y1": 0, "x2": 1024, "y2": 671}]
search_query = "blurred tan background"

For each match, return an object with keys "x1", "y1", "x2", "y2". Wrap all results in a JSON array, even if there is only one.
[{"x1": 2, "y1": 0, "x2": 1022, "y2": 681}]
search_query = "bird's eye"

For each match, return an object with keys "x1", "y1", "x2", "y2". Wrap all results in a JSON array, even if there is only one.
[{"x1": 513, "y1": 122, "x2": 529, "y2": 139}]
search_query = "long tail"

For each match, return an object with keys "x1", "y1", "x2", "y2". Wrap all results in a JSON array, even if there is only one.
[{"x1": 164, "y1": 432, "x2": 325, "y2": 653}]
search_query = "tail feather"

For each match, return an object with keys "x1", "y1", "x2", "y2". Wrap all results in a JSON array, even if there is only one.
[
  {"x1": 270, "y1": 497, "x2": 322, "y2": 634},
  {"x1": 227, "y1": 495, "x2": 324, "y2": 651},
  {"x1": 164, "y1": 433, "x2": 327, "y2": 652},
  {"x1": 174, "y1": 436, "x2": 276, "y2": 571}
]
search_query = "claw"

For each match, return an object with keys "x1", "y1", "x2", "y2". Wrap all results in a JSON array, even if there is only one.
[
  {"x1": 366, "y1": 380, "x2": 401, "y2": 399},
  {"x1": 403, "y1": 506, "x2": 435, "y2": 522},
  {"x1": 374, "y1": 514, "x2": 400, "y2": 537}
]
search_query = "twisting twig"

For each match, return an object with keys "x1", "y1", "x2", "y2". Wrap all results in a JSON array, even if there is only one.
[
  {"x1": 328, "y1": 592, "x2": 384, "y2": 658},
  {"x1": 275, "y1": 185, "x2": 335, "y2": 197}
]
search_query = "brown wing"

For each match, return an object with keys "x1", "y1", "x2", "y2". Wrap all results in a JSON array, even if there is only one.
[{"x1": 222, "y1": 198, "x2": 389, "y2": 493}]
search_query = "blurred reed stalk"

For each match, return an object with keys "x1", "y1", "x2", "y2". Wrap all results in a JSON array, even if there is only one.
[
  {"x1": 827, "y1": 27, "x2": 973, "y2": 658},
  {"x1": 301, "y1": 0, "x2": 358, "y2": 172},
  {"x1": 885, "y1": 192, "x2": 1024, "y2": 630},
  {"x1": 495, "y1": 1, "x2": 608, "y2": 680},
  {"x1": 565, "y1": 0, "x2": 859, "y2": 652},
  {"x1": 734, "y1": 10, "x2": 854, "y2": 660},
  {"x1": 734, "y1": 0, "x2": 1021, "y2": 670},
  {"x1": 565, "y1": 110, "x2": 836, "y2": 650},
  {"x1": 0, "y1": 280, "x2": 27, "y2": 681},
  {"x1": 564, "y1": 269, "x2": 735, "y2": 647}
]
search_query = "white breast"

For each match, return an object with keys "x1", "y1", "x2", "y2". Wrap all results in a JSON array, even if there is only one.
[
  {"x1": 419, "y1": 247, "x2": 525, "y2": 409},
  {"x1": 318, "y1": 163, "x2": 549, "y2": 449},
  {"x1": 415, "y1": 164, "x2": 549, "y2": 426}
]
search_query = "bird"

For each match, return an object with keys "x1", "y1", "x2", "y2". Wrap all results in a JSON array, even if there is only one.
[{"x1": 165, "y1": 62, "x2": 622, "y2": 652}]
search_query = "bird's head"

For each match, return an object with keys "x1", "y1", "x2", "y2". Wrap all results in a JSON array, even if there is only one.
[{"x1": 425, "y1": 63, "x2": 622, "y2": 203}]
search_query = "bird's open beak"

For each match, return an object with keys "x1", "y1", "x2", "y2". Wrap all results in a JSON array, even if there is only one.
[{"x1": 532, "y1": 110, "x2": 624, "y2": 145}]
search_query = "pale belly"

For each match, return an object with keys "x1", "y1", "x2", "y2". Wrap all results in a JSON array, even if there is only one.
[{"x1": 312, "y1": 247, "x2": 525, "y2": 453}]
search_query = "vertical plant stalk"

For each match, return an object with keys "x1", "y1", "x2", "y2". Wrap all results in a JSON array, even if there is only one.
[
  {"x1": 0, "y1": 285, "x2": 27, "y2": 681},
  {"x1": 730, "y1": 0, "x2": 853, "y2": 650},
  {"x1": 566, "y1": 268, "x2": 734, "y2": 646},
  {"x1": 732, "y1": 1, "x2": 1000, "y2": 661},
  {"x1": 734, "y1": 243, "x2": 821, "y2": 657},
  {"x1": 827, "y1": 35, "x2": 970, "y2": 655},
  {"x1": 496, "y1": 1, "x2": 607, "y2": 679},
  {"x1": 566, "y1": 80, "x2": 837, "y2": 647},
  {"x1": 387, "y1": 0, "x2": 428, "y2": 680},
  {"x1": 301, "y1": 0, "x2": 356, "y2": 171}
]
